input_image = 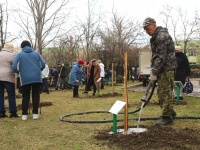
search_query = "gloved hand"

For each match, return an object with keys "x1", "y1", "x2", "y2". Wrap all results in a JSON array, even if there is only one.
[
  {"x1": 61, "y1": 63, "x2": 64, "y2": 66},
  {"x1": 149, "y1": 73, "x2": 157, "y2": 83}
]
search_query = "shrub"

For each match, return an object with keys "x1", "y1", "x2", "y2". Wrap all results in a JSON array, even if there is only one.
[{"x1": 116, "y1": 75, "x2": 124, "y2": 83}]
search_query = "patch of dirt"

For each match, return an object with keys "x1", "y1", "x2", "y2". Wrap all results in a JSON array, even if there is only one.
[
  {"x1": 100, "y1": 93, "x2": 123, "y2": 97},
  {"x1": 86, "y1": 92, "x2": 123, "y2": 98},
  {"x1": 173, "y1": 100, "x2": 187, "y2": 105},
  {"x1": 17, "y1": 102, "x2": 53, "y2": 110},
  {"x1": 95, "y1": 125, "x2": 200, "y2": 150}
]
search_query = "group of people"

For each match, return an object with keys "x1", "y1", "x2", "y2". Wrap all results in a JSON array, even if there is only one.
[
  {"x1": 68, "y1": 59, "x2": 106, "y2": 98},
  {"x1": 40, "y1": 62, "x2": 69, "y2": 93},
  {"x1": 49, "y1": 63, "x2": 68, "y2": 90},
  {"x1": 0, "y1": 40, "x2": 46, "y2": 120},
  {"x1": 0, "y1": 39, "x2": 108, "y2": 121},
  {"x1": 143, "y1": 17, "x2": 191, "y2": 125},
  {"x1": 0, "y1": 17, "x2": 192, "y2": 126}
]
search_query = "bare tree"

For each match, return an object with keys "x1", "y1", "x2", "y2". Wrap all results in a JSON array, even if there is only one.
[
  {"x1": 159, "y1": 5, "x2": 180, "y2": 45},
  {"x1": 159, "y1": 5, "x2": 173, "y2": 29},
  {"x1": 98, "y1": 12, "x2": 143, "y2": 67},
  {"x1": 0, "y1": 1, "x2": 18, "y2": 49},
  {"x1": 179, "y1": 9, "x2": 200, "y2": 53},
  {"x1": 15, "y1": 0, "x2": 70, "y2": 54},
  {"x1": 0, "y1": 1, "x2": 10, "y2": 49},
  {"x1": 55, "y1": 34, "x2": 83, "y2": 63},
  {"x1": 160, "y1": 5, "x2": 200, "y2": 53},
  {"x1": 160, "y1": 5, "x2": 180, "y2": 46},
  {"x1": 76, "y1": 0, "x2": 101, "y2": 61}
]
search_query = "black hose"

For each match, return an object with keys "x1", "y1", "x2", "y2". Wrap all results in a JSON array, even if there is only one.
[
  {"x1": 60, "y1": 114, "x2": 200, "y2": 123},
  {"x1": 60, "y1": 82, "x2": 200, "y2": 123}
]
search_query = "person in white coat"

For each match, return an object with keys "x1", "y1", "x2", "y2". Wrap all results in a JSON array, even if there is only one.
[
  {"x1": 41, "y1": 64, "x2": 50, "y2": 94},
  {"x1": 98, "y1": 60, "x2": 105, "y2": 89}
]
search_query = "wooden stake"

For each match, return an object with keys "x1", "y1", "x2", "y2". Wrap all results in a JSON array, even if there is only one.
[{"x1": 124, "y1": 52, "x2": 128, "y2": 131}]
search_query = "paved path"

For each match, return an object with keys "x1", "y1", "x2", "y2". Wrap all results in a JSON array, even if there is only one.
[
  {"x1": 185, "y1": 78, "x2": 200, "y2": 97},
  {"x1": 128, "y1": 78, "x2": 200, "y2": 97}
]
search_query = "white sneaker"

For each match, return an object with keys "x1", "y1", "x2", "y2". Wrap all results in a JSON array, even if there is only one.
[
  {"x1": 22, "y1": 115, "x2": 28, "y2": 121},
  {"x1": 33, "y1": 114, "x2": 39, "y2": 120}
]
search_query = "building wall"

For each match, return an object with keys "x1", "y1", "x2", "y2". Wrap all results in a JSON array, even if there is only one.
[{"x1": 187, "y1": 49, "x2": 200, "y2": 65}]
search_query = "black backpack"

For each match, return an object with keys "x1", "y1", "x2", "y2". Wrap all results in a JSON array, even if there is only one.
[{"x1": 182, "y1": 78, "x2": 193, "y2": 94}]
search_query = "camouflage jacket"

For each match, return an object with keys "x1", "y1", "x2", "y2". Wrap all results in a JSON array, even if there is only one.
[{"x1": 150, "y1": 26, "x2": 177, "y2": 76}]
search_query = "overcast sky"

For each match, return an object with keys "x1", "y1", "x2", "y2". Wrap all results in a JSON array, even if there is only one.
[
  {"x1": 1, "y1": 0, "x2": 200, "y2": 46},
  {"x1": 4, "y1": 0, "x2": 200, "y2": 24},
  {"x1": 72, "y1": 0, "x2": 200, "y2": 22}
]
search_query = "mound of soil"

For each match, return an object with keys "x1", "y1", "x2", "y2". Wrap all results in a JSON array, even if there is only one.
[
  {"x1": 100, "y1": 93, "x2": 123, "y2": 97},
  {"x1": 95, "y1": 125, "x2": 200, "y2": 150},
  {"x1": 87, "y1": 93, "x2": 123, "y2": 98}
]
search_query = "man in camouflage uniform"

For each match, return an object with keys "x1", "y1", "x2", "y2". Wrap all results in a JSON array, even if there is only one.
[{"x1": 143, "y1": 17, "x2": 177, "y2": 125}]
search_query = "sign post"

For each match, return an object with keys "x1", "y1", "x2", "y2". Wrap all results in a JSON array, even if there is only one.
[
  {"x1": 109, "y1": 100, "x2": 126, "y2": 134},
  {"x1": 112, "y1": 114, "x2": 117, "y2": 134}
]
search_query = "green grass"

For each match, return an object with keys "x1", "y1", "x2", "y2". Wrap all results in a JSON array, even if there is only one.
[{"x1": 1, "y1": 81, "x2": 200, "y2": 150}]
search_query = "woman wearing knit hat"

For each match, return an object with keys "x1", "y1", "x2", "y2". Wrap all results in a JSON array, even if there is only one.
[
  {"x1": 12, "y1": 40, "x2": 46, "y2": 120},
  {"x1": 0, "y1": 42, "x2": 19, "y2": 118},
  {"x1": 68, "y1": 60, "x2": 84, "y2": 98}
]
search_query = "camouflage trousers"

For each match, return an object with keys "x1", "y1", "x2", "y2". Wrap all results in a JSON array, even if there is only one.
[{"x1": 157, "y1": 70, "x2": 175, "y2": 118}]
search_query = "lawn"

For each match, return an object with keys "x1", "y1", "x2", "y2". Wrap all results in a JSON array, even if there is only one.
[{"x1": 1, "y1": 81, "x2": 200, "y2": 150}]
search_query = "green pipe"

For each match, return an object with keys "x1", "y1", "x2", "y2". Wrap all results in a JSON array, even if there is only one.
[
  {"x1": 175, "y1": 82, "x2": 181, "y2": 103},
  {"x1": 113, "y1": 114, "x2": 117, "y2": 134}
]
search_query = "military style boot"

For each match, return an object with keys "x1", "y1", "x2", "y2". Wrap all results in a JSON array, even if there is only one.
[
  {"x1": 171, "y1": 111, "x2": 177, "y2": 119},
  {"x1": 156, "y1": 117, "x2": 173, "y2": 125}
]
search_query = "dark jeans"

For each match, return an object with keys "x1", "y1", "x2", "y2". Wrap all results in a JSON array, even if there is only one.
[
  {"x1": 101, "y1": 77, "x2": 104, "y2": 89},
  {"x1": 60, "y1": 77, "x2": 66, "y2": 89},
  {"x1": 73, "y1": 85, "x2": 79, "y2": 97},
  {"x1": 53, "y1": 77, "x2": 58, "y2": 87},
  {"x1": 86, "y1": 77, "x2": 96, "y2": 94},
  {"x1": 0, "y1": 81, "x2": 17, "y2": 113},
  {"x1": 21, "y1": 83, "x2": 41, "y2": 115},
  {"x1": 41, "y1": 78, "x2": 49, "y2": 93},
  {"x1": 17, "y1": 77, "x2": 23, "y2": 93},
  {"x1": 84, "y1": 78, "x2": 89, "y2": 90}
]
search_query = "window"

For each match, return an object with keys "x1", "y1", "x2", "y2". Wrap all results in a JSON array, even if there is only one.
[{"x1": 188, "y1": 49, "x2": 196, "y2": 56}]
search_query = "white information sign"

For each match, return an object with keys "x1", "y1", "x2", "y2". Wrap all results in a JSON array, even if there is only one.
[
  {"x1": 109, "y1": 100, "x2": 126, "y2": 115},
  {"x1": 97, "y1": 78, "x2": 102, "y2": 82}
]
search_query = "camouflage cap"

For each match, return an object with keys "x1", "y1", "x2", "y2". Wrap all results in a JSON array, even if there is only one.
[{"x1": 143, "y1": 17, "x2": 156, "y2": 28}]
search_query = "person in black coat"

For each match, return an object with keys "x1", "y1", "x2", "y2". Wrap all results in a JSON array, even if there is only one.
[
  {"x1": 49, "y1": 68, "x2": 59, "y2": 87},
  {"x1": 174, "y1": 46, "x2": 191, "y2": 100}
]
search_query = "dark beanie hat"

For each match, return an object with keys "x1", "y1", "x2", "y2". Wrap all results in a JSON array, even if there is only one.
[{"x1": 21, "y1": 40, "x2": 31, "y2": 48}]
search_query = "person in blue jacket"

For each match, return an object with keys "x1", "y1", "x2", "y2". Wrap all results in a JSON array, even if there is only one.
[
  {"x1": 68, "y1": 60, "x2": 84, "y2": 98},
  {"x1": 12, "y1": 40, "x2": 45, "y2": 121}
]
